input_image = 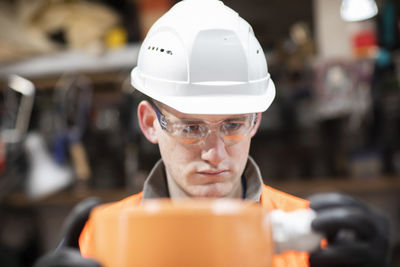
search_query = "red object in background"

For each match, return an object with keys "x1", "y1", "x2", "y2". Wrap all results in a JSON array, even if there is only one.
[
  {"x1": 354, "y1": 31, "x2": 377, "y2": 47},
  {"x1": 352, "y1": 30, "x2": 378, "y2": 58},
  {"x1": 0, "y1": 140, "x2": 5, "y2": 173},
  {"x1": 139, "y1": 0, "x2": 172, "y2": 12},
  {"x1": 137, "y1": 0, "x2": 173, "y2": 39}
]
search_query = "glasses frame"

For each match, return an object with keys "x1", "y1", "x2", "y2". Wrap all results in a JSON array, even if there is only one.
[{"x1": 151, "y1": 102, "x2": 258, "y2": 145}]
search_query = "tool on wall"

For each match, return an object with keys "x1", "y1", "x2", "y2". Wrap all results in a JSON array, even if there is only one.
[
  {"x1": 1, "y1": 75, "x2": 35, "y2": 144},
  {"x1": 52, "y1": 74, "x2": 93, "y2": 191},
  {"x1": 0, "y1": 75, "x2": 35, "y2": 200}
]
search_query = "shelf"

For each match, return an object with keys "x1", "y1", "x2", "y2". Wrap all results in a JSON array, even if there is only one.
[
  {"x1": 5, "y1": 188, "x2": 135, "y2": 207},
  {"x1": 0, "y1": 44, "x2": 140, "y2": 79},
  {"x1": 4, "y1": 177, "x2": 400, "y2": 207}
]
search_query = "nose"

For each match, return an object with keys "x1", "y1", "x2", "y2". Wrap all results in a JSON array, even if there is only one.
[{"x1": 200, "y1": 130, "x2": 228, "y2": 166}]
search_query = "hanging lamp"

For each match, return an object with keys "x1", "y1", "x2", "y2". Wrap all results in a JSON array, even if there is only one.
[{"x1": 341, "y1": 0, "x2": 378, "y2": 21}]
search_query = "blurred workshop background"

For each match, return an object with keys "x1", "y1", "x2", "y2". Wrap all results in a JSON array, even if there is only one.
[{"x1": 0, "y1": 0, "x2": 399, "y2": 266}]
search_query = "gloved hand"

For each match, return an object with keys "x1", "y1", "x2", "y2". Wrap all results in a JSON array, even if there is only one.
[
  {"x1": 33, "y1": 197, "x2": 102, "y2": 267},
  {"x1": 308, "y1": 193, "x2": 390, "y2": 267},
  {"x1": 33, "y1": 248, "x2": 100, "y2": 267}
]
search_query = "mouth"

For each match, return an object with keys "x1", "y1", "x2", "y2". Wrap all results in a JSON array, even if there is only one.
[
  {"x1": 197, "y1": 170, "x2": 229, "y2": 184},
  {"x1": 196, "y1": 170, "x2": 229, "y2": 176},
  {"x1": 191, "y1": 168, "x2": 231, "y2": 185}
]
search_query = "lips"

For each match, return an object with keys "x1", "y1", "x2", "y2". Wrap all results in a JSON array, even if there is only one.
[
  {"x1": 194, "y1": 170, "x2": 230, "y2": 185},
  {"x1": 197, "y1": 170, "x2": 228, "y2": 176},
  {"x1": 189, "y1": 167, "x2": 231, "y2": 185}
]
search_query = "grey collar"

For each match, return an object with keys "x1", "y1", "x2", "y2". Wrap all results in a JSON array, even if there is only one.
[
  {"x1": 142, "y1": 159, "x2": 170, "y2": 199},
  {"x1": 142, "y1": 156, "x2": 263, "y2": 202}
]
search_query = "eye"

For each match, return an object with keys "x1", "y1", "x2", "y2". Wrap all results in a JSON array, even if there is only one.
[
  {"x1": 181, "y1": 124, "x2": 202, "y2": 134},
  {"x1": 223, "y1": 122, "x2": 243, "y2": 131}
]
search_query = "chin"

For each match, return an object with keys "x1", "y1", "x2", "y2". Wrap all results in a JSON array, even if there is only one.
[{"x1": 187, "y1": 183, "x2": 231, "y2": 198}]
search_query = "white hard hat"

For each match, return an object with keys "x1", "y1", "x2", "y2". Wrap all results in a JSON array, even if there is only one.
[{"x1": 131, "y1": 0, "x2": 275, "y2": 115}]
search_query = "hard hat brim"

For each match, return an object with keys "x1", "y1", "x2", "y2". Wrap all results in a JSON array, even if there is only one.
[{"x1": 131, "y1": 67, "x2": 276, "y2": 115}]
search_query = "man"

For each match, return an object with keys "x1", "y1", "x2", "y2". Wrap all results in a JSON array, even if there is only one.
[{"x1": 35, "y1": 0, "x2": 389, "y2": 266}]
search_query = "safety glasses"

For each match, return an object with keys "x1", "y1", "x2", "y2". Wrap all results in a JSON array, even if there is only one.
[{"x1": 151, "y1": 102, "x2": 257, "y2": 145}]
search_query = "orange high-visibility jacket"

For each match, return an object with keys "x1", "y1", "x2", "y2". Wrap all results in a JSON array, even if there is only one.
[{"x1": 79, "y1": 184, "x2": 310, "y2": 267}]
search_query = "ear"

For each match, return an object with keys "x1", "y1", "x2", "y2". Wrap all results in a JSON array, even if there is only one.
[
  {"x1": 137, "y1": 100, "x2": 158, "y2": 144},
  {"x1": 250, "y1": 113, "x2": 262, "y2": 138}
]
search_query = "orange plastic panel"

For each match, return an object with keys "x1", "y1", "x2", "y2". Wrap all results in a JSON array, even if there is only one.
[{"x1": 90, "y1": 199, "x2": 273, "y2": 267}]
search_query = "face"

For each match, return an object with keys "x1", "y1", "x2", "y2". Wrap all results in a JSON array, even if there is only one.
[{"x1": 138, "y1": 101, "x2": 260, "y2": 198}]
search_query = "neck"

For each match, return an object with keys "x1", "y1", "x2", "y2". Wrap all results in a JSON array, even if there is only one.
[{"x1": 166, "y1": 170, "x2": 243, "y2": 199}]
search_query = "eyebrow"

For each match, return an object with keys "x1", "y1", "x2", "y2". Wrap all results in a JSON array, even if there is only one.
[
  {"x1": 179, "y1": 119, "x2": 205, "y2": 124},
  {"x1": 224, "y1": 116, "x2": 249, "y2": 122}
]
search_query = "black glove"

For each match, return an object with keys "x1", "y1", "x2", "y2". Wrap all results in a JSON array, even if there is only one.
[
  {"x1": 33, "y1": 248, "x2": 100, "y2": 267},
  {"x1": 308, "y1": 193, "x2": 390, "y2": 267},
  {"x1": 33, "y1": 197, "x2": 102, "y2": 267}
]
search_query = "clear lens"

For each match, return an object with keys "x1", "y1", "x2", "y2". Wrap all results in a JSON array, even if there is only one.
[
  {"x1": 166, "y1": 114, "x2": 255, "y2": 145},
  {"x1": 171, "y1": 123, "x2": 207, "y2": 140},
  {"x1": 152, "y1": 102, "x2": 256, "y2": 145},
  {"x1": 221, "y1": 118, "x2": 251, "y2": 135}
]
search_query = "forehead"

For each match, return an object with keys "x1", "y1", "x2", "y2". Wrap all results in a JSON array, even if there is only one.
[{"x1": 159, "y1": 103, "x2": 251, "y2": 122}]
